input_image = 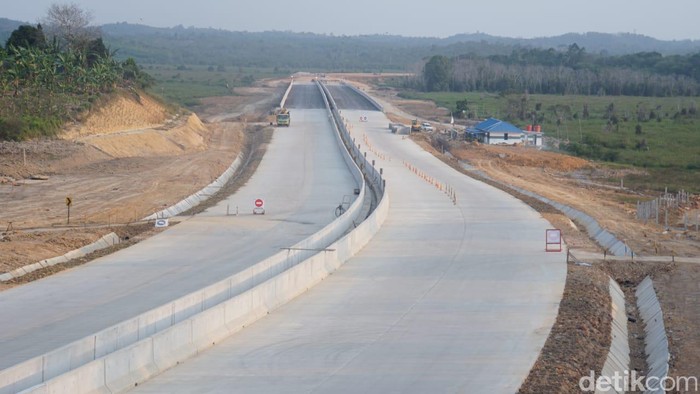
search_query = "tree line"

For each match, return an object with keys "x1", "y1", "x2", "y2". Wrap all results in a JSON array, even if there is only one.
[
  {"x1": 0, "y1": 4, "x2": 153, "y2": 141},
  {"x1": 415, "y1": 45, "x2": 700, "y2": 97}
]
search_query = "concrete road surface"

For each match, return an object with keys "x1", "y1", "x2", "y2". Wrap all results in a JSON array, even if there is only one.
[
  {"x1": 131, "y1": 90, "x2": 566, "y2": 393},
  {"x1": 0, "y1": 85, "x2": 358, "y2": 370}
]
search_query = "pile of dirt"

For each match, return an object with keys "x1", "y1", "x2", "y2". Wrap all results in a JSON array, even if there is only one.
[
  {"x1": 82, "y1": 114, "x2": 208, "y2": 158},
  {"x1": 519, "y1": 263, "x2": 612, "y2": 393},
  {"x1": 62, "y1": 91, "x2": 171, "y2": 139}
]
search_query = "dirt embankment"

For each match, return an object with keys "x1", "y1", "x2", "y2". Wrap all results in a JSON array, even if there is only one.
[
  {"x1": 62, "y1": 92, "x2": 171, "y2": 139},
  {"x1": 0, "y1": 88, "x2": 268, "y2": 285}
]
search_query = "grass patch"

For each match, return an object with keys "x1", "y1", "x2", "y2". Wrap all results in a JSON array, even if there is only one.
[
  {"x1": 145, "y1": 65, "x2": 287, "y2": 106},
  {"x1": 400, "y1": 91, "x2": 700, "y2": 193}
]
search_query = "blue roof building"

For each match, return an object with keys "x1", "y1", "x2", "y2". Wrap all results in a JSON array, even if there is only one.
[{"x1": 466, "y1": 118, "x2": 524, "y2": 145}]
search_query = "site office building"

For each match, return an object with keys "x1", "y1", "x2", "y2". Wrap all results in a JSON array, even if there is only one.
[{"x1": 467, "y1": 118, "x2": 529, "y2": 145}]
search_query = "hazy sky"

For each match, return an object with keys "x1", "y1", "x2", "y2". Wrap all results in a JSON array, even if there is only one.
[{"x1": 4, "y1": 0, "x2": 700, "y2": 40}]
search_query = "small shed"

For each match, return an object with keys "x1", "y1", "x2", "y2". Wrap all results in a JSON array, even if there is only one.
[{"x1": 466, "y1": 118, "x2": 524, "y2": 145}]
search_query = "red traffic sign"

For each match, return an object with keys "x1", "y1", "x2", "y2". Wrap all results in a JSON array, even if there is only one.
[{"x1": 254, "y1": 198, "x2": 264, "y2": 208}]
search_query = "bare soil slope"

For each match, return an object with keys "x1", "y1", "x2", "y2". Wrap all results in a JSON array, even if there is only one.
[{"x1": 0, "y1": 89, "x2": 271, "y2": 287}]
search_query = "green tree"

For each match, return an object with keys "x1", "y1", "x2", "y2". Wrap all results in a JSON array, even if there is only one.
[
  {"x1": 455, "y1": 99, "x2": 469, "y2": 118},
  {"x1": 6, "y1": 25, "x2": 47, "y2": 50},
  {"x1": 85, "y1": 37, "x2": 109, "y2": 66},
  {"x1": 423, "y1": 55, "x2": 452, "y2": 92}
]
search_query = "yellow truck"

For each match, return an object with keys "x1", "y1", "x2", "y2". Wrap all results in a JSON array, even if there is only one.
[
  {"x1": 411, "y1": 119, "x2": 421, "y2": 132},
  {"x1": 276, "y1": 108, "x2": 291, "y2": 127}
]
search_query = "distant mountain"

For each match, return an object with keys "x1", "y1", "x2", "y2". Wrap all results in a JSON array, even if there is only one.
[
  {"x1": 0, "y1": 17, "x2": 25, "y2": 45},
  {"x1": 444, "y1": 32, "x2": 700, "y2": 55},
  {"x1": 98, "y1": 23, "x2": 700, "y2": 71},
  {"x1": 2, "y1": 18, "x2": 699, "y2": 69}
]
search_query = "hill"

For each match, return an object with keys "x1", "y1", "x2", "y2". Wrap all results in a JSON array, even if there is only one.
[
  {"x1": 3, "y1": 17, "x2": 699, "y2": 70},
  {"x1": 444, "y1": 32, "x2": 700, "y2": 55},
  {"x1": 97, "y1": 23, "x2": 700, "y2": 70},
  {"x1": 0, "y1": 17, "x2": 24, "y2": 44}
]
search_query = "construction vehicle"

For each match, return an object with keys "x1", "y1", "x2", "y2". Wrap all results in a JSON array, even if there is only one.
[
  {"x1": 276, "y1": 108, "x2": 291, "y2": 127},
  {"x1": 411, "y1": 119, "x2": 421, "y2": 132}
]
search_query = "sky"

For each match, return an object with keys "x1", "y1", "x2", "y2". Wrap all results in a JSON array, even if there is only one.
[{"x1": 4, "y1": 0, "x2": 700, "y2": 41}]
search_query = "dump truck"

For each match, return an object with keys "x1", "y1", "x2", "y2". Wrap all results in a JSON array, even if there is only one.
[{"x1": 276, "y1": 108, "x2": 291, "y2": 127}]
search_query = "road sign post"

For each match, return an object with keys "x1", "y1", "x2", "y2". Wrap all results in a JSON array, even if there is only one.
[
  {"x1": 253, "y1": 198, "x2": 265, "y2": 215},
  {"x1": 545, "y1": 229, "x2": 562, "y2": 252},
  {"x1": 65, "y1": 197, "x2": 72, "y2": 225}
]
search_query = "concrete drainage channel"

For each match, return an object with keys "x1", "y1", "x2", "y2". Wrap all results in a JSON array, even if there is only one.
[
  {"x1": 595, "y1": 277, "x2": 669, "y2": 394},
  {"x1": 0, "y1": 82, "x2": 390, "y2": 394},
  {"x1": 596, "y1": 279, "x2": 631, "y2": 394},
  {"x1": 636, "y1": 277, "x2": 670, "y2": 394}
]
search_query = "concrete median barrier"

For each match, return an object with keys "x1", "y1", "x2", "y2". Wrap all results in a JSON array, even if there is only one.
[
  {"x1": 18, "y1": 189, "x2": 389, "y2": 394},
  {"x1": 4, "y1": 81, "x2": 389, "y2": 394},
  {"x1": 279, "y1": 80, "x2": 294, "y2": 109}
]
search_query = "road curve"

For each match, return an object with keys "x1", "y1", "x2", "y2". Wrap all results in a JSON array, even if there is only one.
[
  {"x1": 130, "y1": 86, "x2": 566, "y2": 393},
  {"x1": 0, "y1": 84, "x2": 358, "y2": 370}
]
